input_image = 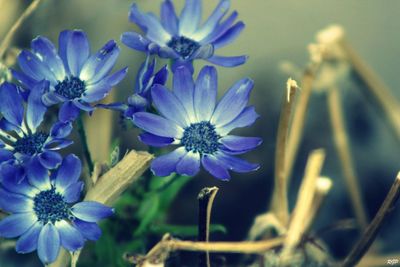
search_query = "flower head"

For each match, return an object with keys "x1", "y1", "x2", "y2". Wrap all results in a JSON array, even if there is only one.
[
  {"x1": 98, "y1": 55, "x2": 168, "y2": 119},
  {"x1": 0, "y1": 82, "x2": 73, "y2": 182},
  {"x1": 12, "y1": 30, "x2": 128, "y2": 122},
  {"x1": 122, "y1": 0, "x2": 247, "y2": 72},
  {"x1": 132, "y1": 66, "x2": 261, "y2": 180},
  {"x1": 0, "y1": 154, "x2": 113, "y2": 264}
]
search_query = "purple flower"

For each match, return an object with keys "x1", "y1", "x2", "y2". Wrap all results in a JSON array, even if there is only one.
[
  {"x1": 0, "y1": 82, "x2": 73, "y2": 182},
  {"x1": 132, "y1": 66, "x2": 261, "y2": 180},
  {"x1": 98, "y1": 55, "x2": 168, "y2": 119},
  {"x1": 0, "y1": 154, "x2": 113, "y2": 265},
  {"x1": 122, "y1": 0, "x2": 247, "y2": 72},
  {"x1": 12, "y1": 30, "x2": 127, "y2": 122}
]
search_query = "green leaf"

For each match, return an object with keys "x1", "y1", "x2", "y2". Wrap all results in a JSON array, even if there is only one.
[{"x1": 134, "y1": 194, "x2": 160, "y2": 236}]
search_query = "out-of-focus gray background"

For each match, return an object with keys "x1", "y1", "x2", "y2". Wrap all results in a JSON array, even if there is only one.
[{"x1": 1, "y1": 0, "x2": 399, "y2": 265}]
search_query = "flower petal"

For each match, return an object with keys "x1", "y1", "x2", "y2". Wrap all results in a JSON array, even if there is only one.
[
  {"x1": 151, "y1": 84, "x2": 190, "y2": 127},
  {"x1": 71, "y1": 201, "x2": 114, "y2": 223},
  {"x1": 80, "y1": 40, "x2": 120, "y2": 84},
  {"x1": 0, "y1": 213, "x2": 37, "y2": 238},
  {"x1": 206, "y1": 55, "x2": 247, "y2": 67},
  {"x1": 37, "y1": 223, "x2": 61, "y2": 264},
  {"x1": 55, "y1": 154, "x2": 82, "y2": 191},
  {"x1": 16, "y1": 221, "x2": 42, "y2": 254},
  {"x1": 66, "y1": 30, "x2": 90, "y2": 76},
  {"x1": 139, "y1": 132, "x2": 174, "y2": 147},
  {"x1": 176, "y1": 151, "x2": 200, "y2": 176},
  {"x1": 17, "y1": 50, "x2": 56, "y2": 83},
  {"x1": 161, "y1": 0, "x2": 179, "y2": 35},
  {"x1": 212, "y1": 22, "x2": 245, "y2": 49},
  {"x1": 56, "y1": 220, "x2": 84, "y2": 252},
  {"x1": 194, "y1": 66, "x2": 217, "y2": 121},
  {"x1": 179, "y1": 0, "x2": 202, "y2": 37},
  {"x1": 26, "y1": 81, "x2": 48, "y2": 132},
  {"x1": 73, "y1": 219, "x2": 101, "y2": 241},
  {"x1": 1, "y1": 165, "x2": 38, "y2": 197},
  {"x1": 50, "y1": 121, "x2": 73, "y2": 138},
  {"x1": 0, "y1": 188, "x2": 34, "y2": 213},
  {"x1": 173, "y1": 66, "x2": 196, "y2": 121},
  {"x1": 31, "y1": 36, "x2": 66, "y2": 80},
  {"x1": 58, "y1": 101, "x2": 80, "y2": 122},
  {"x1": 132, "y1": 112, "x2": 183, "y2": 138},
  {"x1": 220, "y1": 135, "x2": 262, "y2": 152},
  {"x1": 121, "y1": 31, "x2": 150, "y2": 52},
  {"x1": 201, "y1": 154, "x2": 230, "y2": 180},
  {"x1": 150, "y1": 147, "x2": 186, "y2": 176},
  {"x1": 38, "y1": 151, "x2": 62, "y2": 169},
  {"x1": 193, "y1": 0, "x2": 231, "y2": 40},
  {"x1": 215, "y1": 152, "x2": 260, "y2": 173},
  {"x1": 0, "y1": 82, "x2": 24, "y2": 127},
  {"x1": 11, "y1": 69, "x2": 37, "y2": 89},
  {"x1": 27, "y1": 157, "x2": 51, "y2": 190},
  {"x1": 62, "y1": 182, "x2": 84, "y2": 203},
  {"x1": 0, "y1": 148, "x2": 13, "y2": 162},
  {"x1": 217, "y1": 106, "x2": 259, "y2": 135},
  {"x1": 211, "y1": 78, "x2": 253, "y2": 126}
]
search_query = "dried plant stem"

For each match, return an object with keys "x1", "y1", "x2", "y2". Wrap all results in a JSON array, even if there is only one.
[
  {"x1": 50, "y1": 150, "x2": 153, "y2": 267},
  {"x1": 77, "y1": 115, "x2": 94, "y2": 174},
  {"x1": 128, "y1": 234, "x2": 285, "y2": 265},
  {"x1": 341, "y1": 172, "x2": 400, "y2": 267},
  {"x1": 357, "y1": 253, "x2": 400, "y2": 267},
  {"x1": 303, "y1": 177, "x2": 333, "y2": 232},
  {"x1": 280, "y1": 149, "x2": 326, "y2": 261},
  {"x1": 0, "y1": 0, "x2": 42, "y2": 59},
  {"x1": 285, "y1": 63, "x2": 320, "y2": 184},
  {"x1": 339, "y1": 39, "x2": 400, "y2": 141},
  {"x1": 328, "y1": 87, "x2": 368, "y2": 229},
  {"x1": 271, "y1": 79, "x2": 299, "y2": 226},
  {"x1": 198, "y1": 187, "x2": 219, "y2": 267}
]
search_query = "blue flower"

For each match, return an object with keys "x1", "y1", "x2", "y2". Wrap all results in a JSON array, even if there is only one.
[
  {"x1": 122, "y1": 0, "x2": 247, "y2": 72},
  {"x1": 132, "y1": 66, "x2": 261, "y2": 180},
  {"x1": 0, "y1": 154, "x2": 114, "y2": 265},
  {"x1": 98, "y1": 55, "x2": 168, "y2": 118},
  {"x1": 0, "y1": 82, "x2": 73, "y2": 182},
  {"x1": 12, "y1": 30, "x2": 128, "y2": 122}
]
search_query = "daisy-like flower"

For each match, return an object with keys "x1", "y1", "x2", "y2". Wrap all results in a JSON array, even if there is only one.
[
  {"x1": 12, "y1": 29, "x2": 128, "y2": 122},
  {"x1": 122, "y1": 0, "x2": 247, "y2": 72},
  {"x1": 0, "y1": 82, "x2": 72, "y2": 182},
  {"x1": 132, "y1": 66, "x2": 261, "y2": 180},
  {"x1": 99, "y1": 55, "x2": 168, "y2": 118},
  {"x1": 0, "y1": 154, "x2": 114, "y2": 265}
]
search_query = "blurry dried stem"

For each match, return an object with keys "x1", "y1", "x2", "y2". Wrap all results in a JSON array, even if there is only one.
[
  {"x1": 338, "y1": 38, "x2": 400, "y2": 142},
  {"x1": 271, "y1": 78, "x2": 299, "y2": 226},
  {"x1": 328, "y1": 87, "x2": 368, "y2": 229},
  {"x1": 284, "y1": 60, "x2": 321, "y2": 184},
  {"x1": 358, "y1": 252, "x2": 400, "y2": 267},
  {"x1": 126, "y1": 234, "x2": 284, "y2": 266},
  {"x1": 0, "y1": 0, "x2": 43, "y2": 59},
  {"x1": 50, "y1": 150, "x2": 153, "y2": 267},
  {"x1": 280, "y1": 149, "x2": 325, "y2": 262},
  {"x1": 197, "y1": 187, "x2": 219, "y2": 267},
  {"x1": 341, "y1": 172, "x2": 400, "y2": 267}
]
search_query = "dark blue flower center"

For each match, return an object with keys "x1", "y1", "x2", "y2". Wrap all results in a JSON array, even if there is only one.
[
  {"x1": 55, "y1": 76, "x2": 86, "y2": 99},
  {"x1": 167, "y1": 36, "x2": 200, "y2": 59},
  {"x1": 181, "y1": 121, "x2": 220, "y2": 154},
  {"x1": 14, "y1": 132, "x2": 48, "y2": 156},
  {"x1": 34, "y1": 187, "x2": 72, "y2": 224}
]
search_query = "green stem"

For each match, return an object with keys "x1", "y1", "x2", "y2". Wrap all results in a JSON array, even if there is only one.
[{"x1": 77, "y1": 115, "x2": 94, "y2": 174}]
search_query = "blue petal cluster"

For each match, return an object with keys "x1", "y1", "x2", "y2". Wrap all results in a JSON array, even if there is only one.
[
  {"x1": 133, "y1": 66, "x2": 261, "y2": 180},
  {"x1": 99, "y1": 55, "x2": 168, "y2": 118},
  {"x1": 122, "y1": 0, "x2": 247, "y2": 72},
  {"x1": 0, "y1": 82, "x2": 73, "y2": 183},
  {"x1": 12, "y1": 30, "x2": 127, "y2": 122},
  {"x1": 0, "y1": 154, "x2": 113, "y2": 264}
]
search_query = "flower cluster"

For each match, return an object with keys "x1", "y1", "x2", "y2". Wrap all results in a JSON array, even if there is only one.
[
  {"x1": 0, "y1": 0, "x2": 261, "y2": 265},
  {"x1": 0, "y1": 30, "x2": 121, "y2": 264}
]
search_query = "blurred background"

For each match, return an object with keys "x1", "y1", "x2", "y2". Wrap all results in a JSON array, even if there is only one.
[{"x1": 0, "y1": 0, "x2": 399, "y2": 266}]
